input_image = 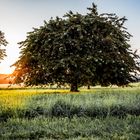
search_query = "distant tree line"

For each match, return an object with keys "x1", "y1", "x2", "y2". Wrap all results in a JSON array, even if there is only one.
[{"x1": 10, "y1": 3, "x2": 140, "y2": 91}]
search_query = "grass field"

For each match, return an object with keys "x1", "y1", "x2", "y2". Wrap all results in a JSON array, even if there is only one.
[{"x1": 0, "y1": 85, "x2": 140, "y2": 139}]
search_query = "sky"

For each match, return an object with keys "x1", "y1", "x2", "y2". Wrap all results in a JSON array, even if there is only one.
[{"x1": 0, "y1": 0, "x2": 140, "y2": 74}]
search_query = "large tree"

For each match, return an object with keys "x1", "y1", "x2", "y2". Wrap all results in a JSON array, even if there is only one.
[
  {"x1": 0, "y1": 31, "x2": 7, "y2": 61},
  {"x1": 13, "y1": 3, "x2": 140, "y2": 91}
]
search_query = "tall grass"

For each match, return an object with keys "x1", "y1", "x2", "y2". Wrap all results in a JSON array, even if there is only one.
[
  {"x1": 0, "y1": 87, "x2": 140, "y2": 139},
  {"x1": 0, "y1": 89, "x2": 140, "y2": 119},
  {"x1": 0, "y1": 116, "x2": 140, "y2": 139}
]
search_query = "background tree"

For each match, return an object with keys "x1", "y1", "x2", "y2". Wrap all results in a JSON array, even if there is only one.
[
  {"x1": 0, "y1": 31, "x2": 7, "y2": 61},
  {"x1": 13, "y1": 3, "x2": 140, "y2": 91}
]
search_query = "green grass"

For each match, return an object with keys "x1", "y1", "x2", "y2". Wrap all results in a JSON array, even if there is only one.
[
  {"x1": 0, "y1": 116, "x2": 140, "y2": 140},
  {"x1": 0, "y1": 86, "x2": 140, "y2": 139}
]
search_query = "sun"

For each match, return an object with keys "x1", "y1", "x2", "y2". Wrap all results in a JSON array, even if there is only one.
[{"x1": 0, "y1": 43, "x2": 20, "y2": 74}]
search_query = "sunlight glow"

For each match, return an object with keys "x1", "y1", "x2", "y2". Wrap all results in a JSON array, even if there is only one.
[
  {"x1": 0, "y1": 64, "x2": 15, "y2": 74},
  {"x1": 0, "y1": 32, "x2": 20, "y2": 74}
]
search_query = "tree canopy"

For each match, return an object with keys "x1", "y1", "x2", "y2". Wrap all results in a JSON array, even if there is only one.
[
  {"x1": 13, "y1": 3, "x2": 140, "y2": 91},
  {"x1": 0, "y1": 31, "x2": 7, "y2": 61}
]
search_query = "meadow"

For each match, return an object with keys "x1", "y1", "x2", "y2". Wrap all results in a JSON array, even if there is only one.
[{"x1": 0, "y1": 85, "x2": 140, "y2": 139}]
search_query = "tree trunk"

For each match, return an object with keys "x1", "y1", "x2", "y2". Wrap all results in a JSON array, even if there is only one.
[
  {"x1": 70, "y1": 82, "x2": 79, "y2": 92},
  {"x1": 87, "y1": 85, "x2": 90, "y2": 89}
]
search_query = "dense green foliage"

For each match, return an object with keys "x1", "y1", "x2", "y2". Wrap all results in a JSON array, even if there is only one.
[
  {"x1": 13, "y1": 3, "x2": 140, "y2": 91},
  {"x1": 0, "y1": 88, "x2": 140, "y2": 139},
  {"x1": 0, "y1": 31, "x2": 7, "y2": 61}
]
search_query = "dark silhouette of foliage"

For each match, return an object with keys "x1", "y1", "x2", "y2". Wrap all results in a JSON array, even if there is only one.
[
  {"x1": 13, "y1": 3, "x2": 140, "y2": 91},
  {"x1": 0, "y1": 31, "x2": 7, "y2": 61}
]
